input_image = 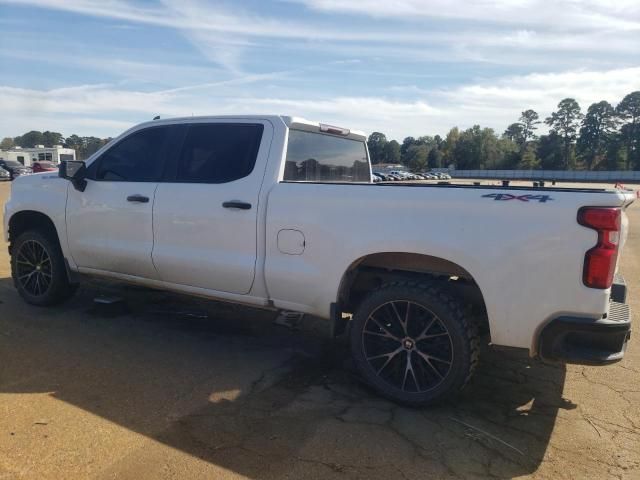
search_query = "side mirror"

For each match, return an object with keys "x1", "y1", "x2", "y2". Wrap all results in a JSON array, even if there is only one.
[{"x1": 59, "y1": 160, "x2": 87, "y2": 192}]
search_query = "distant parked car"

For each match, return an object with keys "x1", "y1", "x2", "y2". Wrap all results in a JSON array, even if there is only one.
[
  {"x1": 428, "y1": 172, "x2": 449, "y2": 179},
  {"x1": 390, "y1": 171, "x2": 415, "y2": 180},
  {"x1": 31, "y1": 161, "x2": 58, "y2": 173},
  {"x1": 0, "y1": 167, "x2": 10, "y2": 181},
  {"x1": 0, "y1": 160, "x2": 32, "y2": 180}
]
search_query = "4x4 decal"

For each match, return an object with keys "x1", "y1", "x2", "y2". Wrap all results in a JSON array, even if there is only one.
[{"x1": 482, "y1": 193, "x2": 553, "y2": 203}]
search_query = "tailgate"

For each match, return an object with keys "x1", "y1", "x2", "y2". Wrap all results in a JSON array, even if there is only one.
[{"x1": 617, "y1": 190, "x2": 636, "y2": 264}]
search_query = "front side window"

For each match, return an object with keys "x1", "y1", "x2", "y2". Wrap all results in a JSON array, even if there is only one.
[
  {"x1": 177, "y1": 123, "x2": 264, "y2": 184},
  {"x1": 284, "y1": 130, "x2": 370, "y2": 182},
  {"x1": 92, "y1": 126, "x2": 171, "y2": 182}
]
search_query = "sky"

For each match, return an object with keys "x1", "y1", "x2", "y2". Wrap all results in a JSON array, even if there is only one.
[{"x1": 0, "y1": 0, "x2": 639, "y2": 141}]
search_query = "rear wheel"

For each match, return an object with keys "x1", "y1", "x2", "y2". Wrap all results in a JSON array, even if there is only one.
[
  {"x1": 350, "y1": 281, "x2": 478, "y2": 406},
  {"x1": 11, "y1": 230, "x2": 77, "y2": 306}
]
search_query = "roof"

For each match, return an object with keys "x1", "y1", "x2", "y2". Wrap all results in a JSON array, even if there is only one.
[{"x1": 135, "y1": 115, "x2": 367, "y2": 141}]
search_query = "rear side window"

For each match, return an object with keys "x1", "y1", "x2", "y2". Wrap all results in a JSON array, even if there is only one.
[
  {"x1": 177, "y1": 124, "x2": 264, "y2": 183},
  {"x1": 284, "y1": 130, "x2": 370, "y2": 182},
  {"x1": 93, "y1": 126, "x2": 172, "y2": 182}
]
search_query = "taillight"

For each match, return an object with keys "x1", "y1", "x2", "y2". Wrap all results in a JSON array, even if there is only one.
[{"x1": 578, "y1": 207, "x2": 621, "y2": 289}]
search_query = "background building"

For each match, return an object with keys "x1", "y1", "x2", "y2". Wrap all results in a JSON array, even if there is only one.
[{"x1": 0, "y1": 145, "x2": 76, "y2": 166}]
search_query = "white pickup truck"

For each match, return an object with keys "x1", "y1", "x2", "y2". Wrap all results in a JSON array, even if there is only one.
[{"x1": 3, "y1": 115, "x2": 635, "y2": 405}]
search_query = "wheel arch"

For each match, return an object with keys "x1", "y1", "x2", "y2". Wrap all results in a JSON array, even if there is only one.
[
  {"x1": 8, "y1": 210, "x2": 79, "y2": 304},
  {"x1": 8, "y1": 210, "x2": 61, "y2": 248},
  {"x1": 334, "y1": 252, "x2": 489, "y2": 337}
]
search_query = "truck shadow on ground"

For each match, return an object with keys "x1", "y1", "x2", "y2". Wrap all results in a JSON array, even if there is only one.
[{"x1": 0, "y1": 278, "x2": 573, "y2": 479}]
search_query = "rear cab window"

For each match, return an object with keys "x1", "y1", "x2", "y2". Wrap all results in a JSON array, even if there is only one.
[{"x1": 283, "y1": 129, "x2": 370, "y2": 183}]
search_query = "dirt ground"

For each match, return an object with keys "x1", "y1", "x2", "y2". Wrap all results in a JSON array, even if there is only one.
[{"x1": 0, "y1": 180, "x2": 638, "y2": 480}]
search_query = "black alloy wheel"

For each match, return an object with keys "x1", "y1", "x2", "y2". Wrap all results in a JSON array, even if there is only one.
[
  {"x1": 11, "y1": 230, "x2": 77, "y2": 306},
  {"x1": 15, "y1": 239, "x2": 53, "y2": 296},
  {"x1": 350, "y1": 282, "x2": 478, "y2": 406},
  {"x1": 361, "y1": 300, "x2": 454, "y2": 393}
]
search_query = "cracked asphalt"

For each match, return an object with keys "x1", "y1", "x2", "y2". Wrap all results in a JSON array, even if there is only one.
[{"x1": 0, "y1": 181, "x2": 638, "y2": 479}]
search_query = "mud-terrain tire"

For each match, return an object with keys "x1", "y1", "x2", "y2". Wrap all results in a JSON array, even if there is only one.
[
  {"x1": 350, "y1": 281, "x2": 479, "y2": 406},
  {"x1": 11, "y1": 229, "x2": 77, "y2": 306}
]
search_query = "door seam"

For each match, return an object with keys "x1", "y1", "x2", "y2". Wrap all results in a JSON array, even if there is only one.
[{"x1": 150, "y1": 182, "x2": 161, "y2": 277}]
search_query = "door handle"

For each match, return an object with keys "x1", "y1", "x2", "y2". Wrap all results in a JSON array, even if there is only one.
[
  {"x1": 222, "y1": 201, "x2": 252, "y2": 210},
  {"x1": 127, "y1": 194, "x2": 150, "y2": 203}
]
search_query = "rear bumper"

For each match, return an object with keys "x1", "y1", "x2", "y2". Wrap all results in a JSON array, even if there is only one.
[{"x1": 539, "y1": 276, "x2": 631, "y2": 365}]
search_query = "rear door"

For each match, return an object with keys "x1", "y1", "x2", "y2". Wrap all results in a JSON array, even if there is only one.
[
  {"x1": 151, "y1": 120, "x2": 272, "y2": 294},
  {"x1": 66, "y1": 124, "x2": 180, "y2": 279}
]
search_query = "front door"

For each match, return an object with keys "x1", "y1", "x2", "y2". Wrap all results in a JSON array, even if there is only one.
[{"x1": 66, "y1": 124, "x2": 179, "y2": 279}]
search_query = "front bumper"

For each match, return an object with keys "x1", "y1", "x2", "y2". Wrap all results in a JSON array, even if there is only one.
[{"x1": 539, "y1": 275, "x2": 631, "y2": 365}]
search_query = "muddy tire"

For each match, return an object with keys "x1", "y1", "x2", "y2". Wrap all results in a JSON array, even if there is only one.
[
  {"x1": 350, "y1": 281, "x2": 479, "y2": 406},
  {"x1": 11, "y1": 229, "x2": 77, "y2": 306}
]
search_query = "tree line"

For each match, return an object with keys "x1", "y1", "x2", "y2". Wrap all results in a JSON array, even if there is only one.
[
  {"x1": 367, "y1": 91, "x2": 640, "y2": 171},
  {"x1": 0, "y1": 131, "x2": 112, "y2": 160},
  {"x1": 2, "y1": 91, "x2": 639, "y2": 170}
]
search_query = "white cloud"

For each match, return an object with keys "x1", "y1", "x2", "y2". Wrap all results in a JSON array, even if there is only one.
[
  {"x1": 2, "y1": 67, "x2": 637, "y2": 140},
  {"x1": 4, "y1": 0, "x2": 638, "y2": 74},
  {"x1": 1, "y1": 0, "x2": 439, "y2": 42},
  {"x1": 0, "y1": 84, "x2": 174, "y2": 116},
  {"x1": 289, "y1": 0, "x2": 640, "y2": 31},
  {"x1": 440, "y1": 67, "x2": 640, "y2": 113},
  {"x1": 413, "y1": 67, "x2": 638, "y2": 138},
  {"x1": 1, "y1": 1, "x2": 638, "y2": 140}
]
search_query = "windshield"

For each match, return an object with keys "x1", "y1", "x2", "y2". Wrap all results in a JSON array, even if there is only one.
[{"x1": 284, "y1": 130, "x2": 370, "y2": 183}]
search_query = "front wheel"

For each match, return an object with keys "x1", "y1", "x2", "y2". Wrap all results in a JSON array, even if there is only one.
[
  {"x1": 350, "y1": 282, "x2": 479, "y2": 406},
  {"x1": 11, "y1": 230, "x2": 77, "y2": 306}
]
